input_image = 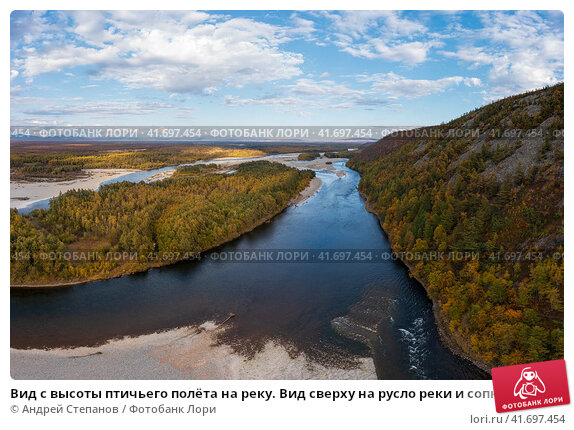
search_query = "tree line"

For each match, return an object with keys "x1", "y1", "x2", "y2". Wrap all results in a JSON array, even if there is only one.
[
  {"x1": 11, "y1": 146, "x2": 265, "y2": 181},
  {"x1": 349, "y1": 83, "x2": 564, "y2": 367},
  {"x1": 11, "y1": 161, "x2": 314, "y2": 285}
]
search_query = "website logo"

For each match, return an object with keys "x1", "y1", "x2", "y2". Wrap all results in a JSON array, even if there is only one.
[
  {"x1": 514, "y1": 367, "x2": 546, "y2": 399},
  {"x1": 492, "y1": 359, "x2": 570, "y2": 413}
]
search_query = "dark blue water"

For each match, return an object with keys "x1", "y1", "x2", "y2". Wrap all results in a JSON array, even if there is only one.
[{"x1": 10, "y1": 161, "x2": 487, "y2": 379}]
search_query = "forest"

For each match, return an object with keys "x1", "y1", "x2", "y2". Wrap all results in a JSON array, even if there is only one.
[
  {"x1": 298, "y1": 152, "x2": 321, "y2": 161},
  {"x1": 10, "y1": 145, "x2": 265, "y2": 181},
  {"x1": 297, "y1": 149, "x2": 355, "y2": 160},
  {"x1": 349, "y1": 83, "x2": 564, "y2": 368},
  {"x1": 325, "y1": 150, "x2": 356, "y2": 158},
  {"x1": 11, "y1": 161, "x2": 314, "y2": 285}
]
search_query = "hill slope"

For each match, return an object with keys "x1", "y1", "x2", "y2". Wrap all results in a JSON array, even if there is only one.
[{"x1": 349, "y1": 83, "x2": 564, "y2": 369}]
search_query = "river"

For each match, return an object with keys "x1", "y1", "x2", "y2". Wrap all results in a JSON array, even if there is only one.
[{"x1": 10, "y1": 160, "x2": 488, "y2": 379}]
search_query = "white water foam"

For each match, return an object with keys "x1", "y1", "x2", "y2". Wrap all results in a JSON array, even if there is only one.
[{"x1": 398, "y1": 318, "x2": 428, "y2": 379}]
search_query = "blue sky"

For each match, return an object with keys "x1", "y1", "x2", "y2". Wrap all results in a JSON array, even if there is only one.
[{"x1": 10, "y1": 10, "x2": 564, "y2": 126}]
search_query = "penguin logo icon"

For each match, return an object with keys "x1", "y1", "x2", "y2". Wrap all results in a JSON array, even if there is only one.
[{"x1": 514, "y1": 367, "x2": 546, "y2": 400}]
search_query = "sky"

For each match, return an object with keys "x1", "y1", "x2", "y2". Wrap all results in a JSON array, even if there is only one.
[{"x1": 10, "y1": 10, "x2": 564, "y2": 126}]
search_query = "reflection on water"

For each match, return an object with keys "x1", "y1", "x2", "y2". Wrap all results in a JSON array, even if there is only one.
[{"x1": 11, "y1": 161, "x2": 488, "y2": 379}]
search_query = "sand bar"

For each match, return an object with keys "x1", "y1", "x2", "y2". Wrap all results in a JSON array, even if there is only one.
[
  {"x1": 195, "y1": 153, "x2": 348, "y2": 171},
  {"x1": 10, "y1": 155, "x2": 348, "y2": 211},
  {"x1": 289, "y1": 177, "x2": 322, "y2": 206},
  {"x1": 10, "y1": 168, "x2": 141, "y2": 210},
  {"x1": 286, "y1": 156, "x2": 347, "y2": 171},
  {"x1": 10, "y1": 322, "x2": 376, "y2": 380}
]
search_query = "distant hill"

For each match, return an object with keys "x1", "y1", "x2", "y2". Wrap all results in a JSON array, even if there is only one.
[{"x1": 349, "y1": 83, "x2": 563, "y2": 369}]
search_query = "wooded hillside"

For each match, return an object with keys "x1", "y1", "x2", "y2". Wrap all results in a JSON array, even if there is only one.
[{"x1": 349, "y1": 83, "x2": 564, "y2": 368}]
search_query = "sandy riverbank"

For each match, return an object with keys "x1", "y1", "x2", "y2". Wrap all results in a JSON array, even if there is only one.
[
  {"x1": 9, "y1": 155, "x2": 348, "y2": 211},
  {"x1": 135, "y1": 154, "x2": 339, "y2": 193},
  {"x1": 262, "y1": 153, "x2": 347, "y2": 171},
  {"x1": 191, "y1": 153, "x2": 347, "y2": 172},
  {"x1": 9, "y1": 154, "x2": 330, "y2": 211},
  {"x1": 10, "y1": 168, "x2": 141, "y2": 210},
  {"x1": 289, "y1": 177, "x2": 322, "y2": 206},
  {"x1": 289, "y1": 157, "x2": 347, "y2": 171},
  {"x1": 10, "y1": 322, "x2": 376, "y2": 380}
]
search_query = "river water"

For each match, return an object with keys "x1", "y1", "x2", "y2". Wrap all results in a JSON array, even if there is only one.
[{"x1": 10, "y1": 160, "x2": 488, "y2": 379}]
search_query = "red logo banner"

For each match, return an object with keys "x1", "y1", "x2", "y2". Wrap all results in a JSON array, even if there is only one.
[{"x1": 492, "y1": 359, "x2": 570, "y2": 413}]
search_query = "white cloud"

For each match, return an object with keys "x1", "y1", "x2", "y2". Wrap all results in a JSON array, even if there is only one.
[
  {"x1": 286, "y1": 79, "x2": 364, "y2": 98},
  {"x1": 440, "y1": 11, "x2": 563, "y2": 99},
  {"x1": 19, "y1": 100, "x2": 181, "y2": 118},
  {"x1": 289, "y1": 14, "x2": 316, "y2": 38},
  {"x1": 223, "y1": 94, "x2": 395, "y2": 112},
  {"x1": 14, "y1": 12, "x2": 305, "y2": 94},
  {"x1": 202, "y1": 87, "x2": 218, "y2": 96},
  {"x1": 441, "y1": 47, "x2": 496, "y2": 68},
  {"x1": 323, "y1": 11, "x2": 436, "y2": 65},
  {"x1": 342, "y1": 40, "x2": 441, "y2": 64},
  {"x1": 22, "y1": 44, "x2": 121, "y2": 77},
  {"x1": 71, "y1": 10, "x2": 111, "y2": 46},
  {"x1": 222, "y1": 71, "x2": 482, "y2": 113},
  {"x1": 10, "y1": 10, "x2": 563, "y2": 121},
  {"x1": 224, "y1": 95, "x2": 306, "y2": 107},
  {"x1": 464, "y1": 77, "x2": 482, "y2": 87},
  {"x1": 325, "y1": 11, "x2": 425, "y2": 39},
  {"x1": 10, "y1": 11, "x2": 57, "y2": 48},
  {"x1": 225, "y1": 78, "x2": 398, "y2": 112},
  {"x1": 9, "y1": 117, "x2": 70, "y2": 126},
  {"x1": 358, "y1": 72, "x2": 481, "y2": 98},
  {"x1": 326, "y1": 11, "x2": 389, "y2": 38}
]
